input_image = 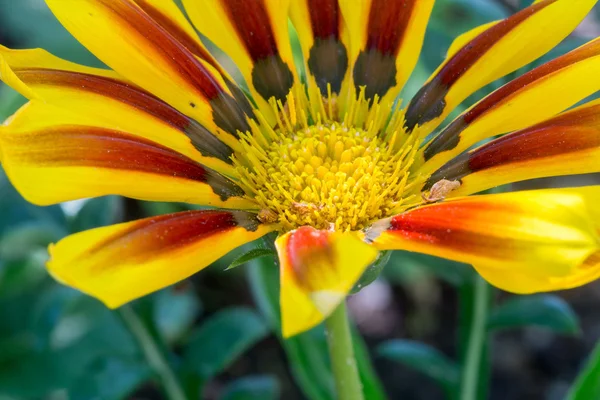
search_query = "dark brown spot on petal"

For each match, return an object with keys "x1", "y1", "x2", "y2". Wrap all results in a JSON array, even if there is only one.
[
  {"x1": 404, "y1": 78, "x2": 448, "y2": 131},
  {"x1": 423, "y1": 116, "x2": 467, "y2": 160},
  {"x1": 307, "y1": 37, "x2": 348, "y2": 95},
  {"x1": 184, "y1": 121, "x2": 234, "y2": 162},
  {"x1": 251, "y1": 54, "x2": 295, "y2": 102},
  {"x1": 210, "y1": 92, "x2": 251, "y2": 136},
  {"x1": 352, "y1": 49, "x2": 397, "y2": 100}
]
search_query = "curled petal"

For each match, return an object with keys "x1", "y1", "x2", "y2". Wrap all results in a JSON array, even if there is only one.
[
  {"x1": 276, "y1": 226, "x2": 378, "y2": 337},
  {"x1": 49, "y1": 211, "x2": 275, "y2": 308}
]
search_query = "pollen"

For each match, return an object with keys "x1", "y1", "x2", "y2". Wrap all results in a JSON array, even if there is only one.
[{"x1": 234, "y1": 89, "x2": 419, "y2": 232}]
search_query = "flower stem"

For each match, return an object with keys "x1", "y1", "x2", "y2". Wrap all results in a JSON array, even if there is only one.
[
  {"x1": 324, "y1": 301, "x2": 364, "y2": 400},
  {"x1": 118, "y1": 305, "x2": 187, "y2": 400},
  {"x1": 460, "y1": 276, "x2": 491, "y2": 400}
]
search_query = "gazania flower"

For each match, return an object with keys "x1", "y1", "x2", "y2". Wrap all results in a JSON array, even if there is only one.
[{"x1": 1, "y1": 0, "x2": 600, "y2": 339}]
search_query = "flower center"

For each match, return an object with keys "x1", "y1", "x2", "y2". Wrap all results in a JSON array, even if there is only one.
[{"x1": 234, "y1": 109, "x2": 418, "y2": 231}]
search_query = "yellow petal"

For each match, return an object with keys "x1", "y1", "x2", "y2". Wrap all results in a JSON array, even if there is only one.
[
  {"x1": 367, "y1": 188, "x2": 600, "y2": 293},
  {"x1": 340, "y1": 0, "x2": 434, "y2": 105},
  {"x1": 425, "y1": 99, "x2": 600, "y2": 197},
  {"x1": 0, "y1": 102, "x2": 254, "y2": 209},
  {"x1": 48, "y1": 210, "x2": 275, "y2": 308},
  {"x1": 45, "y1": 0, "x2": 251, "y2": 138},
  {"x1": 404, "y1": 0, "x2": 597, "y2": 136},
  {"x1": 276, "y1": 226, "x2": 378, "y2": 338},
  {"x1": 421, "y1": 36, "x2": 600, "y2": 175}
]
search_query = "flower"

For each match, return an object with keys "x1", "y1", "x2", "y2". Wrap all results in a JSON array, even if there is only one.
[{"x1": 1, "y1": 0, "x2": 600, "y2": 338}]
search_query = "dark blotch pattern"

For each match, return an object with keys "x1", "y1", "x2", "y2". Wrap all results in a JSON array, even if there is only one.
[
  {"x1": 404, "y1": 0, "x2": 554, "y2": 132},
  {"x1": 404, "y1": 79, "x2": 448, "y2": 132},
  {"x1": 184, "y1": 121, "x2": 234, "y2": 163},
  {"x1": 307, "y1": 37, "x2": 348, "y2": 95},
  {"x1": 423, "y1": 153, "x2": 471, "y2": 191},
  {"x1": 20, "y1": 126, "x2": 245, "y2": 201},
  {"x1": 251, "y1": 54, "x2": 295, "y2": 102},
  {"x1": 210, "y1": 93, "x2": 252, "y2": 136},
  {"x1": 423, "y1": 116, "x2": 467, "y2": 161},
  {"x1": 17, "y1": 68, "x2": 235, "y2": 163},
  {"x1": 352, "y1": 49, "x2": 397, "y2": 100}
]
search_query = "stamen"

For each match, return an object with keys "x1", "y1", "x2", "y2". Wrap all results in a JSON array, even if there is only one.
[{"x1": 233, "y1": 89, "x2": 419, "y2": 232}]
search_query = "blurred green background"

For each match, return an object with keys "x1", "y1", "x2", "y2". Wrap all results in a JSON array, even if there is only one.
[{"x1": 1, "y1": 0, "x2": 600, "y2": 399}]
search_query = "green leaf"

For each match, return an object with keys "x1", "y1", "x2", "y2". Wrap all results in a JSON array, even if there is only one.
[
  {"x1": 184, "y1": 307, "x2": 269, "y2": 380},
  {"x1": 0, "y1": 251, "x2": 48, "y2": 299},
  {"x1": 219, "y1": 375, "x2": 280, "y2": 400},
  {"x1": 351, "y1": 251, "x2": 391, "y2": 294},
  {"x1": 153, "y1": 287, "x2": 202, "y2": 345},
  {"x1": 377, "y1": 339, "x2": 459, "y2": 395},
  {"x1": 0, "y1": 222, "x2": 64, "y2": 262},
  {"x1": 567, "y1": 340, "x2": 600, "y2": 400},
  {"x1": 384, "y1": 251, "x2": 472, "y2": 287},
  {"x1": 69, "y1": 196, "x2": 121, "y2": 232},
  {"x1": 69, "y1": 359, "x2": 151, "y2": 400},
  {"x1": 226, "y1": 248, "x2": 276, "y2": 271},
  {"x1": 487, "y1": 294, "x2": 580, "y2": 335},
  {"x1": 0, "y1": 169, "x2": 66, "y2": 236}
]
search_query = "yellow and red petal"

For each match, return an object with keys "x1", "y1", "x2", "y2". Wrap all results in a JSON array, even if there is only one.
[
  {"x1": 131, "y1": 0, "x2": 217, "y2": 67},
  {"x1": 0, "y1": 102, "x2": 253, "y2": 209},
  {"x1": 289, "y1": 0, "x2": 352, "y2": 117},
  {"x1": 474, "y1": 250, "x2": 600, "y2": 294},
  {"x1": 129, "y1": 0, "x2": 256, "y2": 118},
  {"x1": 182, "y1": 0, "x2": 298, "y2": 119},
  {"x1": 45, "y1": 0, "x2": 251, "y2": 138},
  {"x1": 404, "y1": 0, "x2": 597, "y2": 136},
  {"x1": 425, "y1": 99, "x2": 600, "y2": 197},
  {"x1": 0, "y1": 46, "x2": 237, "y2": 172},
  {"x1": 420, "y1": 36, "x2": 600, "y2": 174},
  {"x1": 366, "y1": 188, "x2": 600, "y2": 293},
  {"x1": 340, "y1": 0, "x2": 434, "y2": 105},
  {"x1": 276, "y1": 226, "x2": 378, "y2": 338},
  {"x1": 48, "y1": 210, "x2": 275, "y2": 308}
]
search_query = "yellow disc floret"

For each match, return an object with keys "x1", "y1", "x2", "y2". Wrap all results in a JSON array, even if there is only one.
[{"x1": 234, "y1": 90, "x2": 419, "y2": 232}]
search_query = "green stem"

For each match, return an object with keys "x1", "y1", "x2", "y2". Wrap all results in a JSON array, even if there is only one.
[
  {"x1": 460, "y1": 276, "x2": 491, "y2": 400},
  {"x1": 324, "y1": 301, "x2": 364, "y2": 400},
  {"x1": 118, "y1": 305, "x2": 187, "y2": 400}
]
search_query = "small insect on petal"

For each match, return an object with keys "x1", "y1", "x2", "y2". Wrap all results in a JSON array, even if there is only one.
[{"x1": 421, "y1": 179, "x2": 461, "y2": 203}]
